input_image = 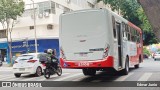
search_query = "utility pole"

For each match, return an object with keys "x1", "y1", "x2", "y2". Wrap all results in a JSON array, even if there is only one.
[{"x1": 31, "y1": 0, "x2": 38, "y2": 53}]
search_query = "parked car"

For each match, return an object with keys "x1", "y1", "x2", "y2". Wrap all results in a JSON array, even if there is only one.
[
  {"x1": 13, "y1": 53, "x2": 47, "y2": 78},
  {"x1": 153, "y1": 51, "x2": 160, "y2": 61},
  {"x1": 143, "y1": 54, "x2": 149, "y2": 59}
]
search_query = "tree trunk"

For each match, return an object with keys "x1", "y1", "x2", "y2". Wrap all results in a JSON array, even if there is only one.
[
  {"x1": 9, "y1": 31, "x2": 12, "y2": 65},
  {"x1": 139, "y1": 0, "x2": 160, "y2": 40}
]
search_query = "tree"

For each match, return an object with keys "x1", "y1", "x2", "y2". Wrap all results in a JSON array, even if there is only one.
[
  {"x1": 97, "y1": 0, "x2": 158, "y2": 45},
  {"x1": 137, "y1": 7, "x2": 151, "y2": 32},
  {"x1": 97, "y1": 0, "x2": 141, "y2": 25},
  {"x1": 143, "y1": 47, "x2": 151, "y2": 56},
  {"x1": 0, "y1": 0, "x2": 24, "y2": 64},
  {"x1": 143, "y1": 30, "x2": 159, "y2": 45}
]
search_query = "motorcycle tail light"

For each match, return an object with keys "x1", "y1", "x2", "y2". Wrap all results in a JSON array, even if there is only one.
[{"x1": 42, "y1": 63, "x2": 46, "y2": 66}]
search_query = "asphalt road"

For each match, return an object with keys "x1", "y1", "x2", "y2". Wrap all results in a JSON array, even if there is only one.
[
  {"x1": 0, "y1": 58, "x2": 160, "y2": 82},
  {"x1": 1, "y1": 58, "x2": 160, "y2": 90}
]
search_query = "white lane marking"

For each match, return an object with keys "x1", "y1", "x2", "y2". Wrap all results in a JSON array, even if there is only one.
[
  {"x1": 115, "y1": 72, "x2": 134, "y2": 81},
  {"x1": 0, "y1": 75, "x2": 15, "y2": 80},
  {"x1": 36, "y1": 73, "x2": 70, "y2": 81},
  {"x1": 0, "y1": 67, "x2": 13, "y2": 71},
  {"x1": 5, "y1": 78, "x2": 21, "y2": 81},
  {"x1": 54, "y1": 73, "x2": 83, "y2": 81},
  {"x1": 72, "y1": 76, "x2": 87, "y2": 81},
  {"x1": 138, "y1": 73, "x2": 152, "y2": 81},
  {"x1": 20, "y1": 76, "x2": 44, "y2": 81},
  {"x1": 0, "y1": 73, "x2": 16, "y2": 79},
  {"x1": 0, "y1": 74, "x2": 33, "y2": 81}
]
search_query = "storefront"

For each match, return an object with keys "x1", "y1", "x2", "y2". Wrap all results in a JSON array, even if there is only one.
[
  {"x1": 0, "y1": 43, "x2": 9, "y2": 63},
  {"x1": 0, "y1": 38, "x2": 59, "y2": 63}
]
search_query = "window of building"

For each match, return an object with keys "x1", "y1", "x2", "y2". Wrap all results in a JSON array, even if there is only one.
[
  {"x1": 56, "y1": 3, "x2": 71, "y2": 13},
  {"x1": 51, "y1": 2, "x2": 55, "y2": 14},
  {"x1": 38, "y1": 1, "x2": 55, "y2": 14},
  {"x1": 30, "y1": 26, "x2": 34, "y2": 30},
  {"x1": 0, "y1": 30, "x2": 6, "y2": 38},
  {"x1": 47, "y1": 24, "x2": 53, "y2": 30},
  {"x1": 22, "y1": 8, "x2": 37, "y2": 17},
  {"x1": 38, "y1": 1, "x2": 50, "y2": 14}
]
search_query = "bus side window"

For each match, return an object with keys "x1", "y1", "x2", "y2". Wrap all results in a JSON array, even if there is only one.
[
  {"x1": 137, "y1": 32, "x2": 140, "y2": 43},
  {"x1": 131, "y1": 28, "x2": 134, "y2": 42},
  {"x1": 127, "y1": 26, "x2": 131, "y2": 41},
  {"x1": 122, "y1": 22, "x2": 125, "y2": 38},
  {"x1": 122, "y1": 23, "x2": 128, "y2": 41},
  {"x1": 125, "y1": 24, "x2": 128, "y2": 40},
  {"x1": 112, "y1": 16, "x2": 116, "y2": 38},
  {"x1": 134, "y1": 29, "x2": 138, "y2": 42}
]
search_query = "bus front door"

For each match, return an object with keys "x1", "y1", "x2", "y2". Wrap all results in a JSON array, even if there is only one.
[{"x1": 116, "y1": 22, "x2": 123, "y2": 68}]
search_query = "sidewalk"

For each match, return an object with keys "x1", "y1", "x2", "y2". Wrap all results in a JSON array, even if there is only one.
[
  {"x1": 0, "y1": 62, "x2": 13, "y2": 71},
  {"x1": 1, "y1": 62, "x2": 12, "y2": 67}
]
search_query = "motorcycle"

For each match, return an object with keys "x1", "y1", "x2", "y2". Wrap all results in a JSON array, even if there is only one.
[{"x1": 43, "y1": 59, "x2": 62, "y2": 79}]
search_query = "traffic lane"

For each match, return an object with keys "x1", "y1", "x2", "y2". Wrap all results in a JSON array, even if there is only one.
[
  {"x1": 61, "y1": 58, "x2": 154, "y2": 74},
  {"x1": 130, "y1": 58, "x2": 160, "y2": 72},
  {"x1": 0, "y1": 58, "x2": 155, "y2": 81}
]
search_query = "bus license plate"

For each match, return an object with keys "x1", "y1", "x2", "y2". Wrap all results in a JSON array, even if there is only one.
[
  {"x1": 79, "y1": 53, "x2": 87, "y2": 57},
  {"x1": 19, "y1": 68, "x2": 25, "y2": 71},
  {"x1": 78, "y1": 62, "x2": 89, "y2": 66}
]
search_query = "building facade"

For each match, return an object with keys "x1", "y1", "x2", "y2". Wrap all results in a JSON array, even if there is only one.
[{"x1": 0, "y1": 0, "x2": 98, "y2": 63}]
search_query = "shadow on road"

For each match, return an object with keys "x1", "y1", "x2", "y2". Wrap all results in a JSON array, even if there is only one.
[{"x1": 79, "y1": 67, "x2": 139, "y2": 82}]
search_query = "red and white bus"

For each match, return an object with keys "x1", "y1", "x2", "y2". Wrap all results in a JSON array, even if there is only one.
[{"x1": 59, "y1": 8, "x2": 143, "y2": 75}]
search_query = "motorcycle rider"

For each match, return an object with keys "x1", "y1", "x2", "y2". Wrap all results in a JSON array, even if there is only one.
[{"x1": 46, "y1": 49, "x2": 58, "y2": 70}]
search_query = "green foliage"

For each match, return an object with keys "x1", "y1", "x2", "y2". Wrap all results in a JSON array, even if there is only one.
[
  {"x1": 137, "y1": 7, "x2": 152, "y2": 32},
  {"x1": 0, "y1": 0, "x2": 24, "y2": 22},
  {"x1": 143, "y1": 31, "x2": 159, "y2": 45},
  {"x1": 0, "y1": 0, "x2": 24, "y2": 64},
  {"x1": 97, "y1": 0, "x2": 141, "y2": 26},
  {"x1": 143, "y1": 47, "x2": 151, "y2": 56},
  {"x1": 158, "y1": 49, "x2": 160, "y2": 52},
  {"x1": 97, "y1": 0, "x2": 157, "y2": 45}
]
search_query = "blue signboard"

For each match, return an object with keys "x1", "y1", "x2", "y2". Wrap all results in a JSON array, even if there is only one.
[
  {"x1": 0, "y1": 39, "x2": 59, "y2": 63},
  {"x1": 11, "y1": 39, "x2": 60, "y2": 57}
]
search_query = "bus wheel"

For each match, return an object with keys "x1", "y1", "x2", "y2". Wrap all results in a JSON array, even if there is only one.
[
  {"x1": 135, "y1": 56, "x2": 141, "y2": 68},
  {"x1": 121, "y1": 57, "x2": 129, "y2": 75},
  {"x1": 82, "y1": 69, "x2": 96, "y2": 76},
  {"x1": 134, "y1": 64, "x2": 139, "y2": 68}
]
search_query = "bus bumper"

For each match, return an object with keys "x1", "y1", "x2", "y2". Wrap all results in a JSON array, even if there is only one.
[{"x1": 60, "y1": 56, "x2": 114, "y2": 69}]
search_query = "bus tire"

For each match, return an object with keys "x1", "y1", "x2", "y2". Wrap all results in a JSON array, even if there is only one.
[
  {"x1": 121, "y1": 57, "x2": 129, "y2": 75},
  {"x1": 134, "y1": 64, "x2": 139, "y2": 68},
  {"x1": 135, "y1": 57, "x2": 141, "y2": 68},
  {"x1": 82, "y1": 68, "x2": 96, "y2": 76}
]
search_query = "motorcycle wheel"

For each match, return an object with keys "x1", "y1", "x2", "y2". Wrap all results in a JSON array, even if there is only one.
[
  {"x1": 44, "y1": 69, "x2": 50, "y2": 79},
  {"x1": 56, "y1": 65, "x2": 62, "y2": 76}
]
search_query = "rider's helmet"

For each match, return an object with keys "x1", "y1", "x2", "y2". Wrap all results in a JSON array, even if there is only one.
[{"x1": 47, "y1": 49, "x2": 53, "y2": 54}]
